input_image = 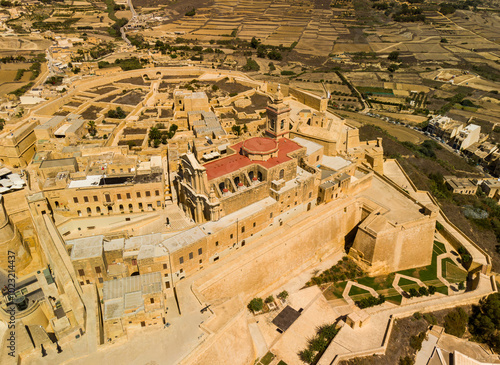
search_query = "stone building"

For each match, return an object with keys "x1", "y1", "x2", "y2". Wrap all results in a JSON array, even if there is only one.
[
  {"x1": 0, "y1": 120, "x2": 37, "y2": 167},
  {"x1": 102, "y1": 272, "x2": 165, "y2": 340},
  {"x1": 176, "y1": 91, "x2": 315, "y2": 224},
  {"x1": 38, "y1": 153, "x2": 165, "y2": 218}
]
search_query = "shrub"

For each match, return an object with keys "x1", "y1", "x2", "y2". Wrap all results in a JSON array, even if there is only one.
[
  {"x1": 410, "y1": 331, "x2": 426, "y2": 350},
  {"x1": 247, "y1": 297, "x2": 264, "y2": 312},
  {"x1": 424, "y1": 313, "x2": 438, "y2": 325},
  {"x1": 185, "y1": 8, "x2": 196, "y2": 16},
  {"x1": 265, "y1": 295, "x2": 274, "y2": 304},
  {"x1": 399, "y1": 356, "x2": 415, "y2": 365},
  {"x1": 278, "y1": 290, "x2": 289, "y2": 300}
]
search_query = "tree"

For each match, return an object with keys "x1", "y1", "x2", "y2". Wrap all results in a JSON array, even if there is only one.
[
  {"x1": 265, "y1": 295, "x2": 274, "y2": 304},
  {"x1": 250, "y1": 36, "x2": 260, "y2": 49},
  {"x1": 298, "y1": 349, "x2": 314, "y2": 364},
  {"x1": 388, "y1": 51, "x2": 400, "y2": 61},
  {"x1": 87, "y1": 120, "x2": 97, "y2": 136},
  {"x1": 278, "y1": 290, "x2": 289, "y2": 300},
  {"x1": 149, "y1": 127, "x2": 161, "y2": 142},
  {"x1": 444, "y1": 307, "x2": 468, "y2": 337},
  {"x1": 232, "y1": 125, "x2": 242, "y2": 136},
  {"x1": 247, "y1": 297, "x2": 264, "y2": 312},
  {"x1": 428, "y1": 285, "x2": 437, "y2": 295}
]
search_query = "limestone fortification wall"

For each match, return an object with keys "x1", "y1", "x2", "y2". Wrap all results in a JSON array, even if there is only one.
[
  {"x1": 267, "y1": 83, "x2": 328, "y2": 112},
  {"x1": 0, "y1": 196, "x2": 30, "y2": 272},
  {"x1": 195, "y1": 196, "x2": 364, "y2": 302}
]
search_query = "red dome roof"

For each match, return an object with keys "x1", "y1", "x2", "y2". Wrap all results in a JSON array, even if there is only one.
[{"x1": 242, "y1": 137, "x2": 278, "y2": 155}]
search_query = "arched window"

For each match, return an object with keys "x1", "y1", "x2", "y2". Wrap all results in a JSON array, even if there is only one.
[
  {"x1": 219, "y1": 182, "x2": 225, "y2": 192},
  {"x1": 77, "y1": 210, "x2": 82, "y2": 217},
  {"x1": 107, "y1": 206, "x2": 112, "y2": 213},
  {"x1": 234, "y1": 176, "x2": 240, "y2": 186},
  {"x1": 119, "y1": 204, "x2": 124, "y2": 212},
  {"x1": 129, "y1": 204, "x2": 133, "y2": 212},
  {"x1": 280, "y1": 119, "x2": 285, "y2": 130},
  {"x1": 307, "y1": 118, "x2": 311, "y2": 126},
  {"x1": 54, "y1": 201, "x2": 59, "y2": 208},
  {"x1": 279, "y1": 169, "x2": 284, "y2": 180},
  {"x1": 248, "y1": 171, "x2": 254, "y2": 181},
  {"x1": 96, "y1": 206, "x2": 101, "y2": 214},
  {"x1": 87, "y1": 207, "x2": 91, "y2": 215},
  {"x1": 307, "y1": 202, "x2": 312, "y2": 211},
  {"x1": 139, "y1": 203, "x2": 143, "y2": 210},
  {"x1": 258, "y1": 171, "x2": 263, "y2": 181}
]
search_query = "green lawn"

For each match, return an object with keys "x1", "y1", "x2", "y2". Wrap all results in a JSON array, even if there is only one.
[
  {"x1": 443, "y1": 258, "x2": 467, "y2": 283},
  {"x1": 349, "y1": 285, "x2": 370, "y2": 296},
  {"x1": 386, "y1": 294, "x2": 403, "y2": 305},
  {"x1": 399, "y1": 277, "x2": 418, "y2": 286},
  {"x1": 259, "y1": 352, "x2": 275, "y2": 365}
]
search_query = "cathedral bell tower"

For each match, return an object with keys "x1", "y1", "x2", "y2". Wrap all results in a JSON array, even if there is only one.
[{"x1": 265, "y1": 85, "x2": 291, "y2": 139}]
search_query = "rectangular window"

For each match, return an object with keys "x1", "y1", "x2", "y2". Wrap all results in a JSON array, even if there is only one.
[
  {"x1": 241, "y1": 226, "x2": 245, "y2": 233},
  {"x1": 86, "y1": 280, "x2": 90, "y2": 284},
  {"x1": 117, "y1": 194, "x2": 122, "y2": 200},
  {"x1": 157, "y1": 201, "x2": 161, "y2": 207},
  {"x1": 163, "y1": 264, "x2": 167, "y2": 269},
  {"x1": 189, "y1": 252, "x2": 193, "y2": 260},
  {"x1": 215, "y1": 241, "x2": 219, "y2": 246},
  {"x1": 105, "y1": 194, "x2": 111, "y2": 203},
  {"x1": 309, "y1": 192, "x2": 312, "y2": 198},
  {"x1": 136, "y1": 192, "x2": 141, "y2": 198},
  {"x1": 155, "y1": 190, "x2": 160, "y2": 196},
  {"x1": 150, "y1": 298, "x2": 154, "y2": 304},
  {"x1": 126, "y1": 193, "x2": 131, "y2": 199},
  {"x1": 270, "y1": 213, "x2": 273, "y2": 218},
  {"x1": 132, "y1": 259, "x2": 137, "y2": 265},
  {"x1": 253, "y1": 222, "x2": 256, "y2": 227},
  {"x1": 146, "y1": 191, "x2": 151, "y2": 197},
  {"x1": 179, "y1": 256, "x2": 184, "y2": 264},
  {"x1": 199, "y1": 259, "x2": 202, "y2": 264},
  {"x1": 95, "y1": 266, "x2": 101, "y2": 274},
  {"x1": 73, "y1": 197, "x2": 78, "y2": 204},
  {"x1": 78, "y1": 269, "x2": 85, "y2": 276},
  {"x1": 93, "y1": 196, "x2": 98, "y2": 202},
  {"x1": 141, "y1": 321, "x2": 146, "y2": 327},
  {"x1": 230, "y1": 234, "x2": 233, "y2": 239},
  {"x1": 84, "y1": 196, "x2": 89, "y2": 203},
  {"x1": 165, "y1": 282, "x2": 170, "y2": 289},
  {"x1": 198, "y1": 248, "x2": 202, "y2": 255},
  {"x1": 98, "y1": 277, "x2": 103, "y2": 283},
  {"x1": 180, "y1": 268, "x2": 183, "y2": 273}
]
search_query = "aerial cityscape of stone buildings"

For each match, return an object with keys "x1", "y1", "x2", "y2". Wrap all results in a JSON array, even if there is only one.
[{"x1": 0, "y1": 68, "x2": 496, "y2": 365}]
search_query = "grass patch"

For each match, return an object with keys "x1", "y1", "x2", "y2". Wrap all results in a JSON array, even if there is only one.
[
  {"x1": 259, "y1": 352, "x2": 275, "y2": 365},
  {"x1": 399, "y1": 277, "x2": 418, "y2": 286},
  {"x1": 356, "y1": 273, "x2": 395, "y2": 291},
  {"x1": 443, "y1": 259, "x2": 467, "y2": 283},
  {"x1": 349, "y1": 285, "x2": 370, "y2": 296},
  {"x1": 386, "y1": 294, "x2": 403, "y2": 305},
  {"x1": 323, "y1": 281, "x2": 347, "y2": 300},
  {"x1": 435, "y1": 286, "x2": 449, "y2": 295}
]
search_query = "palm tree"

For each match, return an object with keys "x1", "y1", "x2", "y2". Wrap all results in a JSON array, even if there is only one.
[{"x1": 88, "y1": 120, "x2": 97, "y2": 136}]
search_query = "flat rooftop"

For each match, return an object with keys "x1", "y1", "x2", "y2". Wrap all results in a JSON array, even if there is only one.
[
  {"x1": 291, "y1": 137, "x2": 323, "y2": 156},
  {"x1": 359, "y1": 175, "x2": 424, "y2": 224},
  {"x1": 321, "y1": 155, "x2": 352, "y2": 171}
]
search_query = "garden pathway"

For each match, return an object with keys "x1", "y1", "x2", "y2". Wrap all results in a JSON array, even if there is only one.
[
  {"x1": 391, "y1": 273, "x2": 427, "y2": 297},
  {"x1": 342, "y1": 281, "x2": 379, "y2": 305}
]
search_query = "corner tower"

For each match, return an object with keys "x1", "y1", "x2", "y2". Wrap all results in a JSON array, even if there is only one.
[{"x1": 265, "y1": 85, "x2": 291, "y2": 139}]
